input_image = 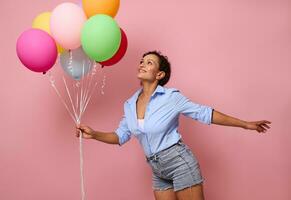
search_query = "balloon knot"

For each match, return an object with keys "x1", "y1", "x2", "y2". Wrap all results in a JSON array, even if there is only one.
[{"x1": 43, "y1": 71, "x2": 47, "y2": 75}]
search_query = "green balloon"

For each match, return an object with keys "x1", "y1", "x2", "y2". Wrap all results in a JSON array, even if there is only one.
[{"x1": 81, "y1": 14, "x2": 121, "y2": 62}]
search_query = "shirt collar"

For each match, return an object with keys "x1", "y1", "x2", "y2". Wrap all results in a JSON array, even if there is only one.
[{"x1": 128, "y1": 85, "x2": 165, "y2": 105}]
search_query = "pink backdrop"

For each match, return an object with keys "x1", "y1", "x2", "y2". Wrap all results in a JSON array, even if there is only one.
[{"x1": 1, "y1": 0, "x2": 290, "y2": 199}]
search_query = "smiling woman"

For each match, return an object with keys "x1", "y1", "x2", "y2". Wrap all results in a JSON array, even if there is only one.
[
  {"x1": 76, "y1": 50, "x2": 271, "y2": 200},
  {"x1": 138, "y1": 51, "x2": 171, "y2": 87}
]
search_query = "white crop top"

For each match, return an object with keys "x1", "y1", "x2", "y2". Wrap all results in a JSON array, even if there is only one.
[{"x1": 137, "y1": 118, "x2": 144, "y2": 130}]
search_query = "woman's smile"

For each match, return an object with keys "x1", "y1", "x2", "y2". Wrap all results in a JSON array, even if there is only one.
[{"x1": 138, "y1": 68, "x2": 147, "y2": 73}]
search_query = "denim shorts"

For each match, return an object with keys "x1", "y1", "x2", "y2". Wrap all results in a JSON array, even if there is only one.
[{"x1": 146, "y1": 140, "x2": 204, "y2": 192}]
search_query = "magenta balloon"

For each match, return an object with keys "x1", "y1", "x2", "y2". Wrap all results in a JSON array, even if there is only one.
[{"x1": 16, "y1": 29, "x2": 58, "y2": 73}]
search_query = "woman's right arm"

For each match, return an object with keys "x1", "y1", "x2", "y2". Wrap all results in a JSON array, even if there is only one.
[{"x1": 76, "y1": 125, "x2": 119, "y2": 145}]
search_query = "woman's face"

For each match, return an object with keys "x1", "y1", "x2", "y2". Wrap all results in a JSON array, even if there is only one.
[{"x1": 137, "y1": 54, "x2": 165, "y2": 83}]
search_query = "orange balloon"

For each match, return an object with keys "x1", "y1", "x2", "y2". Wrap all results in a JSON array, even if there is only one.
[{"x1": 82, "y1": 0, "x2": 120, "y2": 18}]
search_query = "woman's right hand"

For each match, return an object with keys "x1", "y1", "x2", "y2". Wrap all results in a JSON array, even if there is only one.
[{"x1": 76, "y1": 124, "x2": 95, "y2": 139}]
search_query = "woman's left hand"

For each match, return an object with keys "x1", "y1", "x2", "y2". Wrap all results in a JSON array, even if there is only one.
[{"x1": 244, "y1": 120, "x2": 271, "y2": 133}]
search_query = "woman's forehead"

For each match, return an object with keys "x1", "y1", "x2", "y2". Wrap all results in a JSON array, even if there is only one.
[{"x1": 142, "y1": 54, "x2": 159, "y2": 62}]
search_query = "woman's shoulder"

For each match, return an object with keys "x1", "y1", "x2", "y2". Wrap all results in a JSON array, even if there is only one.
[
  {"x1": 163, "y1": 87, "x2": 188, "y2": 101},
  {"x1": 163, "y1": 86, "x2": 181, "y2": 96},
  {"x1": 164, "y1": 86, "x2": 179, "y2": 92}
]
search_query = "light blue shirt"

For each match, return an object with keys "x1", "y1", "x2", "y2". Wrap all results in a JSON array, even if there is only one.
[{"x1": 115, "y1": 85, "x2": 214, "y2": 157}]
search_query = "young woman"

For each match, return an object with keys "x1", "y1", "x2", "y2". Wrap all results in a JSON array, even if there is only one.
[{"x1": 76, "y1": 51, "x2": 271, "y2": 200}]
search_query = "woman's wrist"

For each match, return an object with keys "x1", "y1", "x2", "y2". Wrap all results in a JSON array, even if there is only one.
[
  {"x1": 91, "y1": 130, "x2": 98, "y2": 140},
  {"x1": 241, "y1": 120, "x2": 249, "y2": 129}
]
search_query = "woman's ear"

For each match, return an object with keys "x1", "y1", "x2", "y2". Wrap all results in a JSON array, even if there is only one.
[{"x1": 157, "y1": 71, "x2": 166, "y2": 80}]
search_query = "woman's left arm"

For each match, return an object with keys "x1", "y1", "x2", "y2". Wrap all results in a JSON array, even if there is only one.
[{"x1": 211, "y1": 109, "x2": 271, "y2": 133}]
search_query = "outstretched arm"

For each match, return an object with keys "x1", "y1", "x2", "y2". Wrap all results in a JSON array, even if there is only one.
[{"x1": 211, "y1": 109, "x2": 271, "y2": 133}]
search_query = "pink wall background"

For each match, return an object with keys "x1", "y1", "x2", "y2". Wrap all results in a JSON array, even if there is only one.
[{"x1": 1, "y1": 0, "x2": 290, "y2": 199}]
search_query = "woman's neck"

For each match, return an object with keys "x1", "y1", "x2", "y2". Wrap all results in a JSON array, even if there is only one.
[{"x1": 141, "y1": 82, "x2": 158, "y2": 98}]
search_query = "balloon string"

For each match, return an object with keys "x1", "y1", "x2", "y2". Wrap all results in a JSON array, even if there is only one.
[
  {"x1": 63, "y1": 76, "x2": 78, "y2": 121},
  {"x1": 47, "y1": 71, "x2": 77, "y2": 124},
  {"x1": 79, "y1": 65, "x2": 97, "y2": 200},
  {"x1": 73, "y1": 81, "x2": 80, "y2": 114},
  {"x1": 68, "y1": 50, "x2": 73, "y2": 74},
  {"x1": 78, "y1": 64, "x2": 86, "y2": 200},
  {"x1": 82, "y1": 82, "x2": 98, "y2": 116},
  {"x1": 79, "y1": 61, "x2": 85, "y2": 117},
  {"x1": 82, "y1": 62, "x2": 97, "y2": 114},
  {"x1": 77, "y1": 66, "x2": 98, "y2": 200},
  {"x1": 80, "y1": 60, "x2": 92, "y2": 116},
  {"x1": 83, "y1": 62, "x2": 94, "y2": 105},
  {"x1": 77, "y1": 63, "x2": 98, "y2": 200},
  {"x1": 101, "y1": 69, "x2": 106, "y2": 95},
  {"x1": 77, "y1": 81, "x2": 82, "y2": 119},
  {"x1": 82, "y1": 61, "x2": 91, "y2": 114},
  {"x1": 78, "y1": 119, "x2": 86, "y2": 200},
  {"x1": 76, "y1": 68, "x2": 86, "y2": 200},
  {"x1": 47, "y1": 70, "x2": 87, "y2": 200}
]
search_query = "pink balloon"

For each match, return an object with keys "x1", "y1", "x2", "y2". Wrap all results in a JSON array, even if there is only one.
[
  {"x1": 77, "y1": 0, "x2": 82, "y2": 8},
  {"x1": 50, "y1": 3, "x2": 86, "y2": 50},
  {"x1": 16, "y1": 29, "x2": 58, "y2": 73}
]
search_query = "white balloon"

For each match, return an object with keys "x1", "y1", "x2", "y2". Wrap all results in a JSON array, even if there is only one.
[{"x1": 60, "y1": 47, "x2": 94, "y2": 80}]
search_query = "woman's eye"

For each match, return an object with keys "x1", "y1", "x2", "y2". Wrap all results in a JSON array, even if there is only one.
[
  {"x1": 148, "y1": 62, "x2": 152, "y2": 65},
  {"x1": 140, "y1": 61, "x2": 143, "y2": 64}
]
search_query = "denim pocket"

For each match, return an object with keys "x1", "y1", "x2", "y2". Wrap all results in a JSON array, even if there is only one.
[
  {"x1": 175, "y1": 141, "x2": 188, "y2": 154},
  {"x1": 159, "y1": 147, "x2": 180, "y2": 166}
]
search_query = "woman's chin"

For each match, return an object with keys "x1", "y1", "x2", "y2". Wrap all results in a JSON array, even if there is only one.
[{"x1": 137, "y1": 74, "x2": 143, "y2": 79}]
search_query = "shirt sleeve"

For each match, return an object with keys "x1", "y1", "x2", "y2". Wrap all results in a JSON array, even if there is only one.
[
  {"x1": 114, "y1": 114, "x2": 132, "y2": 146},
  {"x1": 174, "y1": 90, "x2": 214, "y2": 125}
]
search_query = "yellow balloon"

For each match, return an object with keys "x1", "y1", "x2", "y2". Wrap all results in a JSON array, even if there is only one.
[
  {"x1": 57, "y1": 44, "x2": 64, "y2": 54},
  {"x1": 32, "y1": 12, "x2": 64, "y2": 54},
  {"x1": 82, "y1": 0, "x2": 120, "y2": 18},
  {"x1": 32, "y1": 12, "x2": 51, "y2": 34}
]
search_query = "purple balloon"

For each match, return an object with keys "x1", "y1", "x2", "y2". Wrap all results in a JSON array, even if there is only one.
[{"x1": 16, "y1": 29, "x2": 58, "y2": 73}]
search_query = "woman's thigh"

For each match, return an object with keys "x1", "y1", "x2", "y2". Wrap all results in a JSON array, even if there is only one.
[
  {"x1": 160, "y1": 142, "x2": 205, "y2": 192},
  {"x1": 154, "y1": 188, "x2": 177, "y2": 200},
  {"x1": 147, "y1": 140, "x2": 205, "y2": 199},
  {"x1": 153, "y1": 183, "x2": 205, "y2": 200},
  {"x1": 175, "y1": 183, "x2": 205, "y2": 200}
]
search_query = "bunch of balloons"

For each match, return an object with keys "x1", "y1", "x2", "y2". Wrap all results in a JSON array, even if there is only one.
[
  {"x1": 16, "y1": 2, "x2": 127, "y2": 200},
  {"x1": 16, "y1": 0, "x2": 127, "y2": 79}
]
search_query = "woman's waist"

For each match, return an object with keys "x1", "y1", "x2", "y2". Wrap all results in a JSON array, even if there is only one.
[{"x1": 145, "y1": 139, "x2": 183, "y2": 162}]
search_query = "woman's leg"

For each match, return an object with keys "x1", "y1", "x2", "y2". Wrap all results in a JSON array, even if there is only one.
[
  {"x1": 175, "y1": 183, "x2": 205, "y2": 200},
  {"x1": 154, "y1": 188, "x2": 177, "y2": 200}
]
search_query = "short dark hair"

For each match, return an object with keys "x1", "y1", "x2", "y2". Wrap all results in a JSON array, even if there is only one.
[{"x1": 142, "y1": 50, "x2": 171, "y2": 86}]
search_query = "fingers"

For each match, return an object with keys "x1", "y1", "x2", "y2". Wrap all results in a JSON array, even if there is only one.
[
  {"x1": 75, "y1": 130, "x2": 84, "y2": 138},
  {"x1": 256, "y1": 125, "x2": 263, "y2": 133},
  {"x1": 77, "y1": 124, "x2": 85, "y2": 130},
  {"x1": 253, "y1": 120, "x2": 271, "y2": 133},
  {"x1": 257, "y1": 124, "x2": 269, "y2": 133},
  {"x1": 260, "y1": 123, "x2": 270, "y2": 129},
  {"x1": 259, "y1": 121, "x2": 271, "y2": 132},
  {"x1": 76, "y1": 127, "x2": 82, "y2": 135},
  {"x1": 75, "y1": 124, "x2": 93, "y2": 139},
  {"x1": 258, "y1": 125, "x2": 266, "y2": 133},
  {"x1": 76, "y1": 124, "x2": 85, "y2": 137},
  {"x1": 259, "y1": 121, "x2": 271, "y2": 127},
  {"x1": 76, "y1": 124, "x2": 89, "y2": 132},
  {"x1": 75, "y1": 131, "x2": 80, "y2": 137}
]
